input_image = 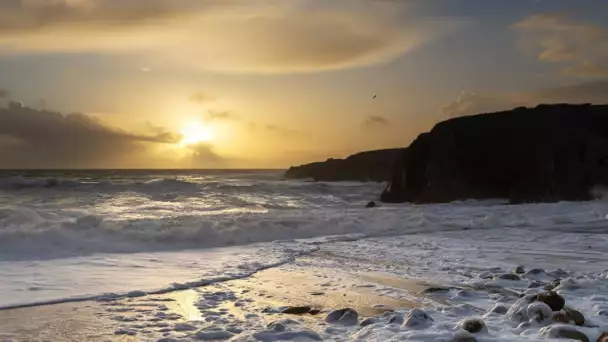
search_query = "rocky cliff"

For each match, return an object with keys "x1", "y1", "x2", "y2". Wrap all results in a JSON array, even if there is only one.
[
  {"x1": 285, "y1": 148, "x2": 404, "y2": 182},
  {"x1": 381, "y1": 104, "x2": 608, "y2": 204}
]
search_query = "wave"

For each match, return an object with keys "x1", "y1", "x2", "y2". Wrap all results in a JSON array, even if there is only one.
[
  {"x1": 0, "y1": 176, "x2": 80, "y2": 189},
  {"x1": 2, "y1": 199, "x2": 608, "y2": 261}
]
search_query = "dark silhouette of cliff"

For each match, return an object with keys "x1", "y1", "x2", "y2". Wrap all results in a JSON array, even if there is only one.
[
  {"x1": 381, "y1": 104, "x2": 608, "y2": 204},
  {"x1": 285, "y1": 149, "x2": 404, "y2": 182}
]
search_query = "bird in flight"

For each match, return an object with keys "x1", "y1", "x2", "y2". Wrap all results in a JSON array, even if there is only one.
[{"x1": 373, "y1": 95, "x2": 377, "y2": 99}]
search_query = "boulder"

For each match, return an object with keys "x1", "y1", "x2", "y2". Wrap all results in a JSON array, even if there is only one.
[{"x1": 381, "y1": 104, "x2": 608, "y2": 204}]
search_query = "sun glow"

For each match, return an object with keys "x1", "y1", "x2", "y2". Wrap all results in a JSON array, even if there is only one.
[{"x1": 179, "y1": 121, "x2": 213, "y2": 147}]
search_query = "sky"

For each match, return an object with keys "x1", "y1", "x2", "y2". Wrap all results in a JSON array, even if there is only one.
[{"x1": 0, "y1": 0, "x2": 607, "y2": 169}]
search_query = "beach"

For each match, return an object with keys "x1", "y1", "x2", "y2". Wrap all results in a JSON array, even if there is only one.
[
  {"x1": 1, "y1": 172, "x2": 608, "y2": 341},
  {"x1": 2, "y1": 226, "x2": 608, "y2": 341}
]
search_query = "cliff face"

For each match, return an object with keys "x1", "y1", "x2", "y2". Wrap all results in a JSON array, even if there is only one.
[
  {"x1": 381, "y1": 104, "x2": 608, "y2": 204},
  {"x1": 285, "y1": 148, "x2": 404, "y2": 182}
]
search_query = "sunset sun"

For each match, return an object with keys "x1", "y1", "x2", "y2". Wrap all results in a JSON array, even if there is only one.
[{"x1": 179, "y1": 121, "x2": 213, "y2": 147}]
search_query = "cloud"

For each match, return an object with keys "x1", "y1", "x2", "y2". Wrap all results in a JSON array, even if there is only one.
[
  {"x1": 532, "y1": 79, "x2": 608, "y2": 104},
  {"x1": 0, "y1": 100, "x2": 189, "y2": 168},
  {"x1": 441, "y1": 91, "x2": 524, "y2": 118},
  {"x1": 190, "y1": 92, "x2": 215, "y2": 104},
  {"x1": 362, "y1": 115, "x2": 390, "y2": 128},
  {"x1": 246, "y1": 121, "x2": 304, "y2": 138},
  {"x1": 204, "y1": 110, "x2": 237, "y2": 121},
  {"x1": 0, "y1": 0, "x2": 463, "y2": 73},
  {"x1": 513, "y1": 13, "x2": 608, "y2": 77},
  {"x1": 186, "y1": 142, "x2": 223, "y2": 168},
  {"x1": 0, "y1": 89, "x2": 8, "y2": 99},
  {"x1": 264, "y1": 124, "x2": 300, "y2": 135},
  {"x1": 442, "y1": 80, "x2": 608, "y2": 118}
]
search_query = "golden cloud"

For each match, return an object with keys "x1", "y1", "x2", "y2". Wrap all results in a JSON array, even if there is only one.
[
  {"x1": 0, "y1": 0, "x2": 463, "y2": 73},
  {"x1": 513, "y1": 13, "x2": 608, "y2": 78}
]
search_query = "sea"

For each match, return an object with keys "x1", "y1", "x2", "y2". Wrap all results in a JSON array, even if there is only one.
[
  {"x1": 0, "y1": 170, "x2": 385, "y2": 308},
  {"x1": 1, "y1": 170, "x2": 608, "y2": 341}
]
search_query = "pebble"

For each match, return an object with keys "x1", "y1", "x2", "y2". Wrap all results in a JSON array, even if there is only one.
[
  {"x1": 403, "y1": 308, "x2": 434, "y2": 329},
  {"x1": 564, "y1": 309, "x2": 585, "y2": 326},
  {"x1": 359, "y1": 317, "x2": 377, "y2": 327},
  {"x1": 535, "y1": 292, "x2": 565, "y2": 311},
  {"x1": 281, "y1": 306, "x2": 311, "y2": 315},
  {"x1": 325, "y1": 308, "x2": 359, "y2": 326},
  {"x1": 459, "y1": 318, "x2": 487, "y2": 334}
]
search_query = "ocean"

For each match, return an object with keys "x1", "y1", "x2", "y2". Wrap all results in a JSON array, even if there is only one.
[{"x1": 1, "y1": 170, "x2": 608, "y2": 341}]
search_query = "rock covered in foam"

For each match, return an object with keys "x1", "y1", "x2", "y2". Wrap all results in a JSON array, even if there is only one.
[
  {"x1": 489, "y1": 304, "x2": 508, "y2": 315},
  {"x1": 403, "y1": 308, "x2": 433, "y2": 329},
  {"x1": 524, "y1": 268, "x2": 546, "y2": 277},
  {"x1": 325, "y1": 308, "x2": 358, "y2": 326},
  {"x1": 387, "y1": 314, "x2": 404, "y2": 325},
  {"x1": 540, "y1": 325, "x2": 590, "y2": 342},
  {"x1": 450, "y1": 329, "x2": 477, "y2": 342},
  {"x1": 194, "y1": 328, "x2": 234, "y2": 340},
  {"x1": 526, "y1": 302, "x2": 553, "y2": 322},
  {"x1": 496, "y1": 273, "x2": 521, "y2": 281},
  {"x1": 507, "y1": 294, "x2": 537, "y2": 321}
]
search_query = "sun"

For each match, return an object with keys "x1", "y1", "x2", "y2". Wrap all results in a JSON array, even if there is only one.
[{"x1": 179, "y1": 121, "x2": 213, "y2": 147}]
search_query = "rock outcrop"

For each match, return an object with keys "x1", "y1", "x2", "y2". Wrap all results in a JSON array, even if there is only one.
[
  {"x1": 381, "y1": 104, "x2": 608, "y2": 204},
  {"x1": 285, "y1": 149, "x2": 404, "y2": 182}
]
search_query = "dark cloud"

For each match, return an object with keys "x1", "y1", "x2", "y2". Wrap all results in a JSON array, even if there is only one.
[
  {"x1": 0, "y1": 0, "x2": 215, "y2": 33},
  {"x1": 204, "y1": 110, "x2": 237, "y2": 121},
  {"x1": 362, "y1": 115, "x2": 390, "y2": 128},
  {"x1": 0, "y1": 101, "x2": 180, "y2": 168},
  {"x1": 514, "y1": 13, "x2": 608, "y2": 78},
  {"x1": 534, "y1": 79, "x2": 608, "y2": 103},
  {"x1": 190, "y1": 92, "x2": 215, "y2": 104}
]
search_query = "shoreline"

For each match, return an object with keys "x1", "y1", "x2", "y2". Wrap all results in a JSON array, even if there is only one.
[{"x1": 0, "y1": 252, "x2": 433, "y2": 341}]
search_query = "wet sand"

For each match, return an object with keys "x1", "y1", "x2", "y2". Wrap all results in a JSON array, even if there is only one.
[{"x1": 0, "y1": 254, "x2": 431, "y2": 342}]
